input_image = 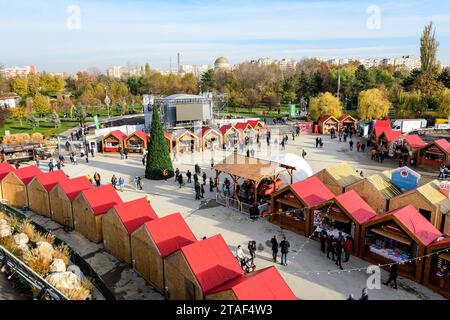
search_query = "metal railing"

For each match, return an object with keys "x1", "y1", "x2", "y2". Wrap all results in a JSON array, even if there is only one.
[
  {"x1": 0, "y1": 203, "x2": 117, "y2": 300},
  {"x1": 215, "y1": 194, "x2": 270, "y2": 217}
]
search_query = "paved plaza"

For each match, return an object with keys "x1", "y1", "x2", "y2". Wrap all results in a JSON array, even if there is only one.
[{"x1": 2, "y1": 131, "x2": 445, "y2": 300}]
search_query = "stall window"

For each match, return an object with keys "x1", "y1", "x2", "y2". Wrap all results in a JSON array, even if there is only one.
[{"x1": 419, "y1": 209, "x2": 432, "y2": 222}]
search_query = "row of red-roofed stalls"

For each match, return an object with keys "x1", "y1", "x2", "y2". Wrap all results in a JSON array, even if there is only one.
[
  {"x1": 318, "y1": 115, "x2": 358, "y2": 135},
  {"x1": 1, "y1": 165, "x2": 42, "y2": 209},
  {"x1": 102, "y1": 130, "x2": 173, "y2": 154},
  {"x1": 218, "y1": 120, "x2": 265, "y2": 145}
]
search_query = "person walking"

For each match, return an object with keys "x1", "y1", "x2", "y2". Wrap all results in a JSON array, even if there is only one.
[
  {"x1": 142, "y1": 155, "x2": 146, "y2": 166},
  {"x1": 35, "y1": 155, "x2": 41, "y2": 167},
  {"x1": 302, "y1": 149, "x2": 307, "y2": 159},
  {"x1": 320, "y1": 230, "x2": 327, "y2": 254},
  {"x1": 200, "y1": 183, "x2": 205, "y2": 198},
  {"x1": 248, "y1": 241, "x2": 256, "y2": 262},
  {"x1": 48, "y1": 160, "x2": 54, "y2": 172},
  {"x1": 211, "y1": 157, "x2": 214, "y2": 169},
  {"x1": 194, "y1": 181, "x2": 201, "y2": 200},
  {"x1": 335, "y1": 240, "x2": 344, "y2": 270},
  {"x1": 175, "y1": 168, "x2": 180, "y2": 182},
  {"x1": 124, "y1": 149, "x2": 128, "y2": 159},
  {"x1": 343, "y1": 237, "x2": 353, "y2": 262},
  {"x1": 280, "y1": 237, "x2": 290, "y2": 266},
  {"x1": 178, "y1": 173, "x2": 184, "y2": 188},
  {"x1": 73, "y1": 154, "x2": 78, "y2": 165},
  {"x1": 56, "y1": 161, "x2": 62, "y2": 170},
  {"x1": 384, "y1": 264, "x2": 399, "y2": 289},
  {"x1": 193, "y1": 173, "x2": 199, "y2": 184},
  {"x1": 90, "y1": 147, "x2": 94, "y2": 158},
  {"x1": 271, "y1": 236, "x2": 279, "y2": 262},
  {"x1": 80, "y1": 147, "x2": 85, "y2": 158},
  {"x1": 439, "y1": 163, "x2": 447, "y2": 180},
  {"x1": 356, "y1": 142, "x2": 361, "y2": 152},
  {"x1": 202, "y1": 172, "x2": 207, "y2": 185},
  {"x1": 186, "y1": 170, "x2": 192, "y2": 183},
  {"x1": 349, "y1": 139, "x2": 354, "y2": 151},
  {"x1": 111, "y1": 175, "x2": 118, "y2": 190},
  {"x1": 118, "y1": 177, "x2": 125, "y2": 192},
  {"x1": 359, "y1": 288, "x2": 369, "y2": 300},
  {"x1": 119, "y1": 148, "x2": 124, "y2": 160},
  {"x1": 327, "y1": 235, "x2": 335, "y2": 261},
  {"x1": 195, "y1": 163, "x2": 201, "y2": 175},
  {"x1": 319, "y1": 138, "x2": 323, "y2": 148},
  {"x1": 209, "y1": 177, "x2": 214, "y2": 192},
  {"x1": 236, "y1": 245, "x2": 245, "y2": 264},
  {"x1": 94, "y1": 172, "x2": 101, "y2": 187}
]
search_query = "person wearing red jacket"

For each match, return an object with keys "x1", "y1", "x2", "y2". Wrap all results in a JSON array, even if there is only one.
[{"x1": 343, "y1": 237, "x2": 354, "y2": 263}]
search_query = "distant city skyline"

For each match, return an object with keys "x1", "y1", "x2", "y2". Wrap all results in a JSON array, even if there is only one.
[{"x1": 1, "y1": 0, "x2": 450, "y2": 73}]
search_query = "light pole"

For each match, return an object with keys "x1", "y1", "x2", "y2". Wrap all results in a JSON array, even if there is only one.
[{"x1": 104, "y1": 86, "x2": 111, "y2": 119}]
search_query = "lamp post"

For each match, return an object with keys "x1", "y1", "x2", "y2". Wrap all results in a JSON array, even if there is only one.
[{"x1": 104, "y1": 87, "x2": 111, "y2": 119}]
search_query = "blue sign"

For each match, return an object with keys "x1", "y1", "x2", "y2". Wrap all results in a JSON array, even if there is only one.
[{"x1": 391, "y1": 167, "x2": 421, "y2": 191}]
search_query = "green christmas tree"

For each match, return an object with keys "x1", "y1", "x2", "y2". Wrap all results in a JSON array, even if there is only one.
[{"x1": 145, "y1": 105, "x2": 174, "y2": 180}]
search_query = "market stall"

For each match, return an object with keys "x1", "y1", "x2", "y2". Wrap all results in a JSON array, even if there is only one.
[
  {"x1": 0, "y1": 162, "x2": 15, "y2": 199},
  {"x1": 390, "y1": 180, "x2": 450, "y2": 232},
  {"x1": 247, "y1": 120, "x2": 264, "y2": 132},
  {"x1": 72, "y1": 184, "x2": 123, "y2": 243},
  {"x1": 318, "y1": 115, "x2": 339, "y2": 135},
  {"x1": 312, "y1": 190, "x2": 376, "y2": 256},
  {"x1": 339, "y1": 114, "x2": 358, "y2": 133},
  {"x1": 376, "y1": 129, "x2": 403, "y2": 157},
  {"x1": 219, "y1": 125, "x2": 242, "y2": 146},
  {"x1": 346, "y1": 170, "x2": 402, "y2": 213},
  {"x1": 360, "y1": 205, "x2": 443, "y2": 282},
  {"x1": 314, "y1": 162, "x2": 362, "y2": 195},
  {"x1": 164, "y1": 234, "x2": 243, "y2": 300},
  {"x1": 102, "y1": 130, "x2": 127, "y2": 153},
  {"x1": 393, "y1": 135, "x2": 425, "y2": 165},
  {"x1": 368, "y1": 120, "x2": 391, "y2": 146},
  {"x1": 1, "y1": 165, "x2": 42, "y2": 209},
  {"x1": 423, "y1": 237, "x2": 450, "y2": 299},
  {"x1": 172, "y1": 129, "x2": 200, "y2": 154},
  {"x1": 102, "y1": 198, "x2": 158, "y2": 264},
  {"x1": 198, "y1": 127, "x2": 223, "y2": 151},
  {"x1": 270, "y1": 176, "x2": 335, "y2": 236},
  {"x1": 418, "y1": 139, "x2": 450, "y2": 169},
  {"x1": 49, "y1": 176, "x2": 93, "y2": 228},
  {"x1": 27, "y1": 170, "x2": 69, "y2": 218},
  {"x1": 130, "y1": 213, "x2": 197, "y2": 293},
  {"x1": 124, "y1": 130, "x2": 149, "y2": 154}
]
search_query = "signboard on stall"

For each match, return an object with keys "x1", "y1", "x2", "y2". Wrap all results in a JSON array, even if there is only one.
[
  {"x1": 391, "y1": 167, "x2": 421, "y2": 191},
  {"x1": 297, "y1": 121, "x2": 314, "y2": 134}
]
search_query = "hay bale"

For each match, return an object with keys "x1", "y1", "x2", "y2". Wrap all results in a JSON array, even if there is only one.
[
  {"x1": 13, "y1": 233, "x2": 29, "y2": 246},
  {"x1": 36, "y1": 241, "x2": 54, "y2": 260},
  {"x1": 0, "y1": 219, "x2": 7, "y2": 225},
  {"x1": 50, "y1": 259, "x2": 67, "y2": 273},
  {"x1": 46, "y1": 272, "x2": 81, "y2": 290},
  {"x1": 67, "y1": 265, "x2": 83, "y2": 281},
  {"x1": 0, "y1": 224, "x2": 12, "y2": 238}
]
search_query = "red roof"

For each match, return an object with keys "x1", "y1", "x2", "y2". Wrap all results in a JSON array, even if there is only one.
[
  {"x1": 339, "y1": 114, "x2": 356, "y2": 122},
  {"x1": 367, "y1": 205, "x2": 442, "y2": 246},
  {"x1": 207, "y1": 266, "x2": 296, "y2": 300},
  {"x1": 13, "y1": 166, "x2": 42, "y2": 185},
  {"x1": 402, "y1": 135, "x2": 425, "y2": 148},
  {"x1": 374, "y1": 120, "x2": 391, "y2": 137},
  {"x1": 434, "y1": 139, "x2": 450, "y2": 154},
  {"x1": 234, "y1": 122, "x2": 249, "y2": 131},
  {"x1": 380, "y1": 129, "x2": 403, "y2": 142},
  {"x1": 247, "y1": 120, "x2": 261, "y2": 129},
  {"x1": 129, "y1": 130, "x2": 149, "y2": 142},
  {"x1": 0, "y1": 162, "x2": 14, "y2": 181},
  {"x1": 80, "y1": 184, "x2": 123, "y2": 216},
  {"x1": 219, "y1": 125, "x2": 232, "y2": 135},
  {"x1": 290, "y1": 176, "x2": 335, "y2": 207},
  {"x1": 34, "y1": 170, "x2": 69, "y2": 192},
  {"x1": 112, "y1": 198, "x2": 158, "y2": 235},
  {"x1": 428, "y1": 236, "x2": 450, "y2": 249},
  {"x1": 318, "y1": 115, "x2": 338, "y2": 124},
  {"x1": 107, "y1": 130, "x2": 127, "y2": 141},
  {"x1": 180, "y1": 234, "x2": 244, "y2": 293},
  {"x1": 58, "y1": 176, "x2": 93, "y2": 201},
  {"x1": 143, "y1": 212, "x2": 197, "y2": 257},
  {"x1": 335, "y1": 191, "x2": 376, "y2": 224}
]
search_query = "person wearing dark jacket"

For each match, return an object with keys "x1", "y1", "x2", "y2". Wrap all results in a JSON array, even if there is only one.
[
  {"x1": 359, "y1": 288, "x2": 369, "y2": 300},
  {"x1": 186, "y1": 170, "x2": 192, "y2": 183},
  {"x1": 194, "y1": 181, "x2": 201, "y2": 200},
  {"x1": 202, "y1": 172, "x2": 207, "y2": 185},
  {"x1": 271, "y1": 236, "x2": 278, "y2": 262},
  {"x1": 327, "y1": 236, "x2": 335, "y2": 261},
  {"x1": 335, "y1": 240, "x2": 343, "y2": 270},
  {"x1": 248, "y1": 241, "x2": 256, "y2": 262},
  {"x1": 249, "y1": 203, "x2": 259, "y2": 221},
  {"x1": 320, "y1": 230, "x2": 327, "y2": 254},
  {"x1": 384, "y1": 264, "x2": 399, "y2": 289},
  {"x1": 280, "y1": 237, "x2": 290, "y2": 266}
]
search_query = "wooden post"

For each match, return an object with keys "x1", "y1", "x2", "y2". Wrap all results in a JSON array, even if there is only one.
[
  {"x1": 232, "y1": 175, "x2": 238, "y2": 199},
  {"x1": 253, "y1": 180, "x2": 258, "y2": 206},
  {"x1": 215, "y1": 170, "x2": 220, "y2": 193}
]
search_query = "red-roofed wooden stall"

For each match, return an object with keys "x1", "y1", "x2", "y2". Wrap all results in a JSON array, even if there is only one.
[
  {"x1": 102, "y1": 130, "x2": 127, "y2": 153},
  {"x1": 339, "y1": 114, "x2": 358, "y2": 132},
  {"x1": 102, "y1": 198, "x2": 158, "y2": 264},
  {"x1": 360, "y1": 205, "x2": 443, "y2": 281},
  {"x1": 418, "y1": 139, "x2": 450, "y2": 169},
  {"x1": 27, "y1": 170, "x2": 69, "y2": 218},
  {"x1": 124, "y1": 130, "x2": 149, "y2": 154},
  {"x1": 1, "y1": 165, "x2": 42, "y2": 209},
  {"x1": 198, "y1": 127, "x2": 223, "y2": 151},
  {"x1": 164, "y1": 234, "x2": 243, "y2": 300},
  {"x1": 49, "y1": 176, "x2": 93, "y2": 228},
  {"x1": 72, "y1": 184, "x2": 123, "y2": 243},
  {"x1": 0, "y1": 162, "x2": 14, "y2": 200},
  {"x1": 131, "y1": 213, "x2": 197, "y2": 293},
  {"x1": 206, "y1": 266, "x2": 297, "y2": 300},
  {"x1": 219, "y1": 125, "x2": 242, "y2": 145},
  {"x1": 311, "y1": 190, "x2": 377, "y2": 256},
  {"x1": 318, "y1": 115, "x2": 339, "y2": 135},
  {"x1": 423, "y1": 237, "x2": 450, "y2": 299},
  {"x1": 270, "y1": 176, "x2": 335, "y2": 236}
]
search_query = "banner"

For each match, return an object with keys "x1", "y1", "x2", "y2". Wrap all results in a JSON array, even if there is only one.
[
  {"x1": 297, "y1": 121, "x2": 314, "y2": 134},
  {"x1": 289, "y1": 104, "x2": 296, "y2": 118},
  {"x1": 93, "y1": 115, "x2": 100, "y2": 130}
]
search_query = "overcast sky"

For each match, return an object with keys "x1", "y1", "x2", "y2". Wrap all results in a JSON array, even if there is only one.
[{"x1": 1, "y1": 0, "x2": 449, "y2": 73}]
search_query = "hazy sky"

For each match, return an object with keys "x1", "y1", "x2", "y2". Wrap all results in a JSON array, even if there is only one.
[{"x1": 1, "y1": 0, "x2": 449, "y2": 73}]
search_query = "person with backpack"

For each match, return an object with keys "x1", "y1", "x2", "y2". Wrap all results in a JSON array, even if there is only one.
[{"x1": 280, "y1": 237, "x2": 290, "y2": 266}]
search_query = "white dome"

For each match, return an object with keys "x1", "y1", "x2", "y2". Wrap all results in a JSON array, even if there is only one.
[{"x1": 269, "y1": 153, "x2": 313, "y2": 184}]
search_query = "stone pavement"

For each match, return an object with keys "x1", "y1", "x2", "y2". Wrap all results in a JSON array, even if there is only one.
[{"x1": 6, "y1": 131, "x2": 444, "y2": 300}]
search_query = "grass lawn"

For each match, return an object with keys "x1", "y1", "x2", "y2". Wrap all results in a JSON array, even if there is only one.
[
  {"x1": 0, "y1": 119, "x2": 80, "y2": 137},
  {"x1": 228, "y1": 104, "x2": 292, "y2": 118}
]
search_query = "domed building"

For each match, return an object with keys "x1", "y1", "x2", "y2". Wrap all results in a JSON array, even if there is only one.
[{"x1": 214, "y1": 57, "x2": 231, "y2": 71}]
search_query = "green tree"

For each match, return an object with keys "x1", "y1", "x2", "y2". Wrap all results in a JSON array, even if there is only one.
[
  {"x1": 200, "y1": 69, "x2": 216, "y2": 92},
  {"x1": 438, "y1": 89, "x2": 450, "y2": 117},
  {"x1": 115, "y1": 101, "x2": 125, "y2": 115},
  {"x1": 358, "y1": 88, "x2": 392, "y2": 120},
  {"x1": 11, "y1": 107, "x2": 29, "y2": 126},
  {"x1": 402, "y1": 69, "x2": 421, "y2": 90},
  {"x1": 74, "y1": 104, "x2": 87, "y2": 124},
  {"x1": 32, "y1": 93, "x2": 50, "y2": 116},
  {"x1": 49, "y1": 110, "x2": 61, "y2": 128},
  {"x1": 11, "y1": 77, "x2": 29, "y2": 98},
  {"x1": 439, "y1": 68, "x2": 450, "y2": 88},
  {"x1": 398, "y1": 91, "x2": 426, "y2": 117},
  {"x1": 26, "y1": 115, "x2": 39, "y2": 130},
  {"x1": 0, "y1": 107, "x2": 11, "y2": 128},
  {"x1": 420, "y1": 22, "x2": 440, "y2": 75},
  {"x1": 309, "y1": 92, "x2": 343, "y2": 120},
  {"x1": 146, "y1": 105, "x2": 174, "y2": 180}
]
